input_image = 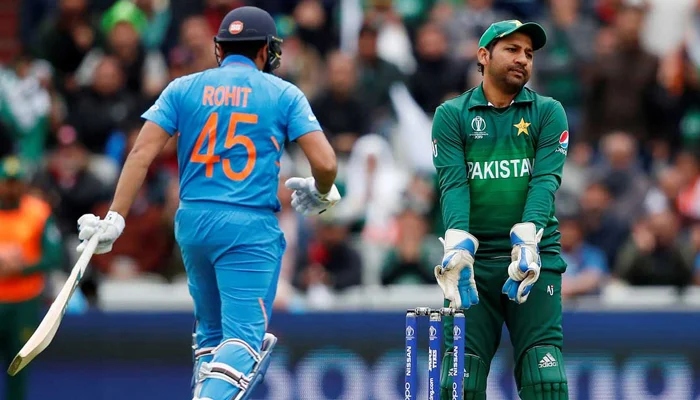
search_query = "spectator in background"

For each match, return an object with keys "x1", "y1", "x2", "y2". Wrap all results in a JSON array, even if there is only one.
[
  {"x1": 644, "y1": 165, "x2": 684, "y2": 215},
  {"x1": 294, "y1": 212, "x2": 363, "y2": 309},
  {"x1": 675, "y1": 150, "x2": 700, "y2": 223},
  {"x1": 32, "y1": 125, "x2": 109, "y2": 241},
  {"x1": 560, "y1": 138, "x2": 593, "y2": 198},
  {"x1": 174, "y1": 14, "x2": 218, "y2": 72},
  {"x1": 30, "y1": 58, "x2": 70, "y2": 136},
  {"x1": 0, "y1": 53, "x2": 51, "y2": 169},
  {"x1": 126, "y1": 0, "x2": 172, "y2": 52},
  {"x1": 408, "y1": 21, "x2": 468, "y2": 115},
  {"x1": 68, "y1": 56, "x2": 140, "y2": 158},
  {"x1": 559, "y1": 211, "x2": 609, "y2": 300},
  {"x1": 339, "y1": 134, "x2": 409, "y2": 245},
  {"x1": 579, "y1": 181, "x2": 630, "y2": 268},
  {"x1": 614, "y1": 210, "x2": 694, "y2": 287},
  {"x1": 362, "y1": 0, "x2": 416, "y2": 75},
  {"x1": 291, "y1": 0, "x2": 337, "y2": 59},
  {"x1": 355, "y1": 22, "x2": 405, "y2": 133},
  {"x1": 581, "y1": 3, "x2": 665, "y2": 157},
  {"x1": 589, "y1": 131, "x2": 651, "y2": 223},
  {"x1": 30, "y1": 0, "x2": 101, "y2": 94},
  {"x1": 380, "y1": 200, "x2": 441, "y2": 285},
  {"x1": 434, "y1": 0, "x2": 512, "y2": 62},
  {"x1": 310, "y1": 50, "x2": 370, "y2": 157},
  {"x1": 535, "y1": 0, "x2": 597, "y2": 134},
  {"x1": 75, "y1": 16, "x2": 168, "y2": 103},
  {"x1": 275, "y1": 24, "x2": 324, "y2": 102}
]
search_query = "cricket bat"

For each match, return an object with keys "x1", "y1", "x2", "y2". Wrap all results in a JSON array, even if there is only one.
[{"x1": 7, "y1": 234, "x2": 100, "y2": 376}]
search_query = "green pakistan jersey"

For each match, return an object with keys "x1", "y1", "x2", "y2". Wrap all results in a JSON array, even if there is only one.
[{"x1": 432, "y1": 84, "x2": 569, "y2": 272}]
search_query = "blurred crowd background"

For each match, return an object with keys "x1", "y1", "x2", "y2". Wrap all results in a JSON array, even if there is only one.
[{"x1": 1, "y1": 0, "x2": 700, "y2": 312}]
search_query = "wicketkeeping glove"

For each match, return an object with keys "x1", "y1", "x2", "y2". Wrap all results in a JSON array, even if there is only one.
[
  {"x1": 502, "y1": 222, "x2": 543, "y2": 304},
  {"x1": 434, "y1": 229, "x2": 479, "y2": 309},
  {"x1": 284, "y1": 177, "x2": 341, "y2": 215},
  {"x1": 76, "y1": 211, "x2": 125, "y2": 254}
]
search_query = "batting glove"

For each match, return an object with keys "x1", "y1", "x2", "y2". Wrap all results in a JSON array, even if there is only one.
[
  {"x1": 284, "y1": 177, "x2": 341, "y2": 215},
  {"x1": 502, "y1": 222, "x2": 543, "y2": 304},
  {"x1": 76, "y1": 211, "x2": 125, "y2": 254},
  {"x1": 434, "y1": 229, "x2": 479, "y2": 309}
]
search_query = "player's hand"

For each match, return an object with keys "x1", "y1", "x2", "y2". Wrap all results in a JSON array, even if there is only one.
[
  {"x1": 434, "y1": 229, "x2": 479, "y2": 309},
  {"x1": 76, "y1": 211, "x2": 125, "y2": 254},
  {"x1": 502, "y1": 222, "x2": 543, "y2": 304},
  {"x1": 284, "y1": 177, "x2": 341, "y2": 215}
]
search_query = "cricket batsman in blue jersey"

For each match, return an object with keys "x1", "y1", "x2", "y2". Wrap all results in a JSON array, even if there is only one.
[{"x1": 74, "y1": 6, "x2": 341, "y2": 400}]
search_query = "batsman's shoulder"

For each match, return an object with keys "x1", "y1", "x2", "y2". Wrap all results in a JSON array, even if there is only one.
[{"x1": 260, "y1": 72, "x2": 303, "y2": 97}]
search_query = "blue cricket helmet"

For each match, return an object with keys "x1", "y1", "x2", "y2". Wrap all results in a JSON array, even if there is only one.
[{"x1": 214, "y1": 6, "x2": 283, "y2": 72}]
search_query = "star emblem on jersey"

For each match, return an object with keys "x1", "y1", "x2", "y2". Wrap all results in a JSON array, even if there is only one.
[{"x1": 514, "y1": 118, "x2": 531, "y2": 136}]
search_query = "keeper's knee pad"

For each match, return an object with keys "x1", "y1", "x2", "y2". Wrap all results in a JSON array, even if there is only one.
[
  {"x1": 439, "y1": 352, "x2": 488, "y2": 400},
  {"x1": 517, "y1": 345, "x2": 569, "y2": 400}
]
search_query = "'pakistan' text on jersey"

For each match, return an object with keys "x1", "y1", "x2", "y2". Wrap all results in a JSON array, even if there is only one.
[
  {"x1": 432, "y1": 84, "x2": 568, "y2": 271},
  {"x1": 141, "y1": 55, "x2": 321, "y2": 212}
]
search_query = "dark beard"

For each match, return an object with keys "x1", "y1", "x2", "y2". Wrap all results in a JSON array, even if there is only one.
[{"x1": 495, "y1": 66, "x2": 528, "y2": 94}]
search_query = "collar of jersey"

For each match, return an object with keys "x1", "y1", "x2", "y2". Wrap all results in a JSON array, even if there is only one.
[
  {"x1": 468, "y1": 83, "x2": 534, "y2": 109},
  {"x1": 221, "y1": 55, "x2": 257, "y2": 69}
]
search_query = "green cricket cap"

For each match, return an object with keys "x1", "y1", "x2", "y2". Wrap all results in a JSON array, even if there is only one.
[
  {"x1": 0, "y1": 156, "x2": 24, "y2": 181},
  {"x1": 478, "y1": 20, "x2": 547, "y2": 51}
]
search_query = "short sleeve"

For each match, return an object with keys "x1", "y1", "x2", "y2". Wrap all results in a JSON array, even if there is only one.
[
  {"x1": 141, "y1": 79, "x2": 180, "y2": 136},
  {"x1": 282, "y1": 84, "x2": 322, "y2": 142}
]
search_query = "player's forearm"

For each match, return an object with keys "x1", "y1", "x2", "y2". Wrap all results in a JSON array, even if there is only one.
[
  {"x1": 311, "y1": 160, "x2": 337, "y2": 195},
  {"x1": 109, "y1": 153, "x2": 151, "y2": 217},
  {"x1": 436, "y1": 166, "x2": 470, "y2": 231},
  {"x1": 521, "y1": 175, "x2": 558, "y2": 229}
]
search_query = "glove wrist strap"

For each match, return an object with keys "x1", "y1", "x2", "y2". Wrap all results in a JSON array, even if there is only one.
[
  {"x1": 444, "y1": 229, "x2": 479, "y2": 253},
  {"x1": 106, "y1": 210, "x2": 126, "y2": 233}
]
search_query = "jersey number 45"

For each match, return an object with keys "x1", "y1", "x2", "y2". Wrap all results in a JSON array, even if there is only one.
[{"x1": 190, "y1": 112, "x2": 281, "y2": 181}]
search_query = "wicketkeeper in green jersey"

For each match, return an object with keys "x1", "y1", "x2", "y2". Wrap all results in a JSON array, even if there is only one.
[{"x1": 432, "y1": 20, "x2": 570, "y2": 399}]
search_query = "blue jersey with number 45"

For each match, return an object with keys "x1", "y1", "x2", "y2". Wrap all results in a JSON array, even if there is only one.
[{"x1": 141, "y1": 55, "x2": 321, "y2": 212}]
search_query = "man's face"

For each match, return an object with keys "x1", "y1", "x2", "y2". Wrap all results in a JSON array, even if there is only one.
[
  {"x1": 109, "y1": 22, "x2": 140, "y2": 59},
  {"x1": 327, "y1": 52, "x2": 357, "y2": 95},
  {"x1": 615, "y1": 8, "x2": 644, "y2": 46},
  {"x1": 416, "y1": 25, "x2": 448, "y2": 61},
  {"x1": 481, "y1": 33, "x2": 533, "y2": 92},
  {"x1": 93, "y1": 57, "x2": 124, "y2": 96},
  {"x1": 357, "y1": 31, "x2": 378, "y2": 60}
]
